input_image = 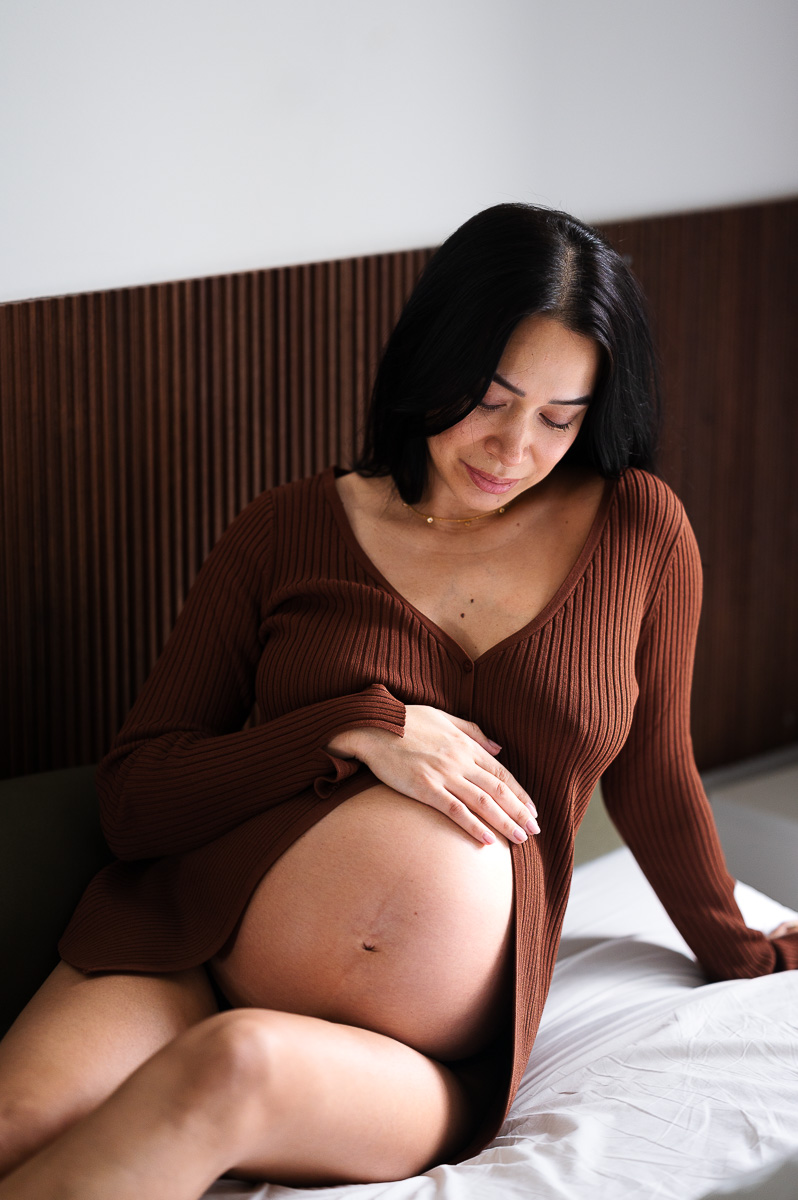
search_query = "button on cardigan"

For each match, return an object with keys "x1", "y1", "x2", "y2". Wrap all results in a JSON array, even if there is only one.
[{"x1": 59, "y1": 464, "x2": 798, "y2": 1163}]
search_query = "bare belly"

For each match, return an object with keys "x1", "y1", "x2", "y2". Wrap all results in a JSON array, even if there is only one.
[{"x1": 210, "y1": 785, "x2": 515, "y2": 1061}]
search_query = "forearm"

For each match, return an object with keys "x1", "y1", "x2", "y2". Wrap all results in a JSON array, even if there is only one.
[
  {"x1": 602, "y1": 514, "x2": 798, "y2": 978},
  {"x1": 603, "y1": 762, "x2": 784, "y2": 979},
  {"x1": 323, "y1": 728, "x2": 362, "y2": 760},
  {"x1": 100, "y1": 685, "x2": 406, "y2": 860}
]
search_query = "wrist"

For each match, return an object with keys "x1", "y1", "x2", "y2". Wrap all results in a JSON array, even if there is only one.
[{"x1": 324, "y1": 727, "x2": 365, "y2": 760}]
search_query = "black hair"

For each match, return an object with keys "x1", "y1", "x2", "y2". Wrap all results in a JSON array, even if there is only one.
[{"x1": 352, "y1": 202, "x2": 661, "y2": 503}]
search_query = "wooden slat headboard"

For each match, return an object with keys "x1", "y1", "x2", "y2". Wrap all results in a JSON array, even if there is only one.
[{"x1": 1, "y1": 200, "x2": 796, "y2": 778}]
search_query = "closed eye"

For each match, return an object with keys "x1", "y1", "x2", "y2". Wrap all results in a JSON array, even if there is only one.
[{"x1": 478, "y1": 402, "x2": 575, "y2": 432}]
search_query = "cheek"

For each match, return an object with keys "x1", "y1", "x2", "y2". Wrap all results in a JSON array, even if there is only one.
[
  {"x1": 541, "y1": 425, "x2": 582, "y2": 466},
  {"x1": 559, "y1": 413, "x2": 589, "y2": 450},
  {"x1": 430, "y1": 416, "x2": 481, "y2": 456},
  {"x1": 557, "y1": 429, "x2": 582, "y2": 455}
]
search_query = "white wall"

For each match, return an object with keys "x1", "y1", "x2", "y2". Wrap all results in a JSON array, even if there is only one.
[{"x1": 1, "y1": 0, "x2": 796, "y2": 303}]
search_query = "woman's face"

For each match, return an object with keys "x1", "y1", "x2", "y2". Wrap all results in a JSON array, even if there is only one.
[{"x1": 423, "y1": 315, "x2": 601, "y2": 517}]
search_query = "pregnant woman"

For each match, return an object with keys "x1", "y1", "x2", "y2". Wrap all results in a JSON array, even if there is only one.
[{"x1": 1, "y1": 204, "x2": 796, "y2": 1199}]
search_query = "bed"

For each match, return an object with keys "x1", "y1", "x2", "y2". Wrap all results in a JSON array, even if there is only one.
[
  {"x1": 3, "y1": 196, "x2": 797, "y2": 1198},
  {"x1": 203, "y1": 845, "x2": 798, "y2": 1200}
]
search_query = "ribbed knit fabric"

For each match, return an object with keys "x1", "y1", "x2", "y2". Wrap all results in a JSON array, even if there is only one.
[{"x1": 59, "y1": 464, "x2": 798, "y2": 1164}]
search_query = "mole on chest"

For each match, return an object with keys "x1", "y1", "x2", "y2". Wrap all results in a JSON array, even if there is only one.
[{"x1": 422, "y1": 591, "x2": 540, "y2": 659}]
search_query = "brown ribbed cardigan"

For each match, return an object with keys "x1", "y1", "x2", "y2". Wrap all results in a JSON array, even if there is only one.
[{"x1": 59, "y1": 464, "x2": 798, "y2": 1163}]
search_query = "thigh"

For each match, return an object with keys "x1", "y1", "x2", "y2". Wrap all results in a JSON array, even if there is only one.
[
  {"x1": 0, "y1": 959, "x2": 218, "y2": 1174},
  {"x1": 229, "y1": 1009, "x2": 476, "y2": 1186}
]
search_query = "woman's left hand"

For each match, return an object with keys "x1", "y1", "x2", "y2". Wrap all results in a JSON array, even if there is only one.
[{"x1": 766, "y1": 920, "x2": 798, "y2": 940}]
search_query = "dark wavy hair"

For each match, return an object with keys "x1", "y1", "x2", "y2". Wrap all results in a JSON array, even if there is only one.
[{"x1": 352, "y1": 203, "x2": 661, "y2": 504}]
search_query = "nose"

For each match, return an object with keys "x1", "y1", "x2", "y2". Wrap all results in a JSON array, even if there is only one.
[{"x1": 484, "y1": 413, "x2": 533, "y2": 466}]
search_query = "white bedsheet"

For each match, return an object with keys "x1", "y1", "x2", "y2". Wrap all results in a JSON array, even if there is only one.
[{"x1": 205, "y1": 848, "x2": 798, "y2": 1200}]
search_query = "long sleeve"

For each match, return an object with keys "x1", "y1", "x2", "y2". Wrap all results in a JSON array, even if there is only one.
[
  {"x1": 601, "y1": 514, "x2": 798, "y2": 978},
  {"x1": 98, "y1": 489, "x2": 405, "y2": 861}
]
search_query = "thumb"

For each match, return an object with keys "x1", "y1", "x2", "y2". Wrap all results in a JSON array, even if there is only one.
[{"x1": 443, "y1": 712, "x2": 502, "y2": 754}]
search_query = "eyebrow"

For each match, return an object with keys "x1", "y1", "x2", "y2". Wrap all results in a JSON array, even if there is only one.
[{"x1": 493, "y1": 372, "x2": 591, "y2": 406}]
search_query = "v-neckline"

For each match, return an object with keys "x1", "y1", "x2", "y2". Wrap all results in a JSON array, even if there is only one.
[{"x1": 322, "y1": 465, "x2": 618, "y2": 666}]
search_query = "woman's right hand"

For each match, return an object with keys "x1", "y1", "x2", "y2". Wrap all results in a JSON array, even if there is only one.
[{"x1": 325, "y1": 704, "x2": 539, "y2": 846}]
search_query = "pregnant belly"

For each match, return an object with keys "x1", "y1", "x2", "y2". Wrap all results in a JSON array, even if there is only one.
[{"x1": 210, "y1": 784, "x2": 515, "y2": 1061}]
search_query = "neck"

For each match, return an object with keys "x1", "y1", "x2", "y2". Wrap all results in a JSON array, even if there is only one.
[{"x1": 401, "y1": 498, "x2": 510, "y2": 527}]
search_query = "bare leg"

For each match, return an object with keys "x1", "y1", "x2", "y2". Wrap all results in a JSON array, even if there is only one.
[
  {"x1": 0, "y1": 960, "x2": 218, "y2": 1179},
  {"x1": 0, "y1": 1008, "x2": 474, "y2": 1199}
]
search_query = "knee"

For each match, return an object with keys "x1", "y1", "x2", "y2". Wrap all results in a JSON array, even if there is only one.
[
  {"x1": 170, "y1": 1010, "x2": 279, "y2": 1134},
  {"x1": 181, "y1": 1008, "x2": 275, "y2": 1086}
]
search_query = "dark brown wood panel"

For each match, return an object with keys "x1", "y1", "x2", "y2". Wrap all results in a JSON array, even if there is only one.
[
  {"x1": 0, "y1": 253, "x2": 432, "y2": 777},
  {"x1": 599, "y1": 200, "x2": 798, "y2": 769},
  {"x1": 1, "y1": 200, "x2": 796, "y2": 778}
]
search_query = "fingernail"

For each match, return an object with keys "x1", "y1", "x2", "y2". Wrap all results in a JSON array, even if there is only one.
[
  {"x1": 513, "y1": 827, "x2": 528, "y2": 843},
  {"x1": 526, "y1": 800, "x2": 537, "y2": 816},
  {"x1": 526, "y1": 819, "x2": 540, "y2": 836},
  {"x1": 489, "y1": 740, "x2": 502, "y2": 752},
  {"x1": 482, "y1": 830, "x2": 496, "y2": 845}
]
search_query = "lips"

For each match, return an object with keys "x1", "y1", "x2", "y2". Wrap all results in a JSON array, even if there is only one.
[{"x1": 464, "y1": 463, "x2": 521, "y2": 494}]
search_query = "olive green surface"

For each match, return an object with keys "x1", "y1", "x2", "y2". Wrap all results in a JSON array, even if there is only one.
[{"x1": 573, "y1": 782, "x2": 624, "y2": 867}]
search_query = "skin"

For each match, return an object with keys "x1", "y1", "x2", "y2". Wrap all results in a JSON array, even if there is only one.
[
  {"x1": 205, "y1": 316, "x2": 607, "y2": 1090},
  {"x1": 209, "y1": 784, "x2": 517, "y2": 1062},
  {"x1": 1, "y1": 313, "x2": 791, "y2": 1197},
  {"x1": 328, "y1": 314, "x2": 603, "y2": 847},
  {"x1": 421, "y1": 313, "x2": 599, "y2": 521},
  {"x1": 0, "y1": 315, "x2": 604, "y2": 1198}
]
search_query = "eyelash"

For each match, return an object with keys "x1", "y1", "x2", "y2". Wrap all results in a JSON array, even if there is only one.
[{"x1": 476, "y1": 402, "x2": 574, "y2": 431}]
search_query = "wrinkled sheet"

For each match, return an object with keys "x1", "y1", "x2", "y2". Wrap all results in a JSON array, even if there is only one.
[{"x1": 205, "y1": 849, "x2": 798, "y2": 1200}]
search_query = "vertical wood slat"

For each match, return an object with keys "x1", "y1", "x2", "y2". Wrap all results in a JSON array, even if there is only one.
[
  {"x1": 599, "y1": 200, "x2": 798, "y2": 767},
  {"x1": 1, "y1": 199, "x2": 797, "y2": 779},
  {"x1": 0, "y1": 249, "x2": 432, "y2": 777}
]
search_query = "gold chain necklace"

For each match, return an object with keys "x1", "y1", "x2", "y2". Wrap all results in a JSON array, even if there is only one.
[{"x1": 401, "y1": 500, "x2": 510, "y2": 526}]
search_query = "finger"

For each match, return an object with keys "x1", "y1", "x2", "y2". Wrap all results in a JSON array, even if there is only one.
[
  {"x1": 438, "y1": 791, "x2": 503, "y2": 846},
  {"x1": 473, "y1": 759, "x2": 536, "y2": 817},
  {"x1": 768, "y1": 920, "x2": 798, "y2": 940},
  {"x1": 441, "y1": 712, "x2": 503, "y2": 755},
  {"x1": 474, "y1": 770, "x2": 540, "y2": 832},
  {"x1": 463, "y1": 781, "x2": 540, "y2": 843}
]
